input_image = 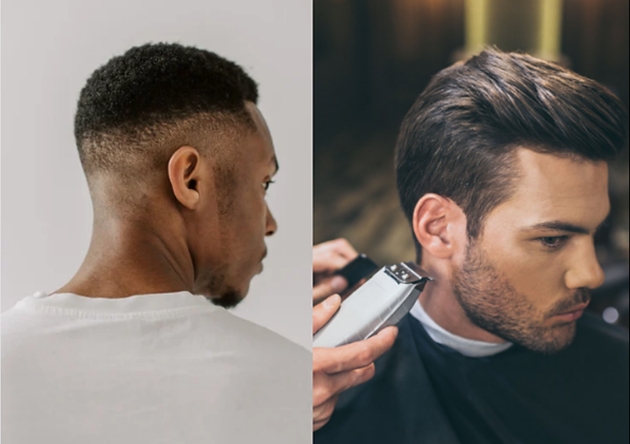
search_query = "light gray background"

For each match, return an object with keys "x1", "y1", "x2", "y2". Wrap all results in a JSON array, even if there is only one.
[{"x1": 1, "y1": 0, "x2": 312, "y2": 349}]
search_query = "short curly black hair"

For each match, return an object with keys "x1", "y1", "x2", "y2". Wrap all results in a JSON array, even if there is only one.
[{"x1": 75, "y1": 42, "x2": 258, "y2": 175}]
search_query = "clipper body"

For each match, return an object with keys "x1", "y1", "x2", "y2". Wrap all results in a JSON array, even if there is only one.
[{"x1": 313, "y1": 262, "x2": 432, "y2": 348}]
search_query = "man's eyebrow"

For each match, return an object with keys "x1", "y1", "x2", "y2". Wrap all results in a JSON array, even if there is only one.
[
  {"x1": 522, "y1": 218, "x2": 610, "y2": 235},
  {"x1": 270, "y1": 155, "x2": 279, "y2": 175}
]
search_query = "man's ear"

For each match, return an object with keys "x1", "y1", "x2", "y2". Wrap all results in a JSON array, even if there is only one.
[
  {"x1": 168, "y1": 146, "x2": 207, "y2": 210},
  {"x1": 412, "y1": 194, "x2": 466, "y2": 259}
]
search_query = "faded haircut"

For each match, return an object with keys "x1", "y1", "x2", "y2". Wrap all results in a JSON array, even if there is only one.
[{"x1": 74, "y1": 43, "x2": 258, "y2": 180}]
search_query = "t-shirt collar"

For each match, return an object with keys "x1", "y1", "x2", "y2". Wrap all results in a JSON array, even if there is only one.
[{"x1": 410, "y1": 300, "x2": 513, "y2": 357}]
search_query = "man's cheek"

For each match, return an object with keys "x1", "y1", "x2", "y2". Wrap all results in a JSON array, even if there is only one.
[{"x1": 504, "y1": 260, "x2": 566, "y2": 311}]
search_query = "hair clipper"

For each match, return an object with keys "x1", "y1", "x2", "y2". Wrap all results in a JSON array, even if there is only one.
[{"x1": 313, "y1": 261, "x2": 433, "y2": 348}]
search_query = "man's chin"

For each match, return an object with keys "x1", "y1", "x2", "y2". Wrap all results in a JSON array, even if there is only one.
[
  {"x1": 205, "y1": 279, "x2": 252, "y2": 308},
  {"x1": 198, "y1": 271, "x2": 256, "y2": 309},
  {"x1": 533, "y1": 322, "x2": 577, "y2": 354},
  {"x1": 499, "y1": 321, "x2": 577, "y2": 355},
  {"x1": 206, "y1": 289, "x2": 246, "y2": 309}
]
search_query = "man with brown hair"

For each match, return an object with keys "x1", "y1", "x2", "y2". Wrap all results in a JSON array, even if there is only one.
[{"x1": 314, "y1": 48, "x2": 628, "y2": 443}]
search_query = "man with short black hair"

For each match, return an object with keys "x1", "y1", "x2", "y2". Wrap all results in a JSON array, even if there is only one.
[
  {"x1": 314, "y1": 48, "x2": 628, "y2": 443},
  {"x1": 2, "y1": 43, "x2": 309, "y2": 443}
]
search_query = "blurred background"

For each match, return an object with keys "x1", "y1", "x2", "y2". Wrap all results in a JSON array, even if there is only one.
[{"x1": 313, "y1": 0, "x2": 629, "y2": 329}]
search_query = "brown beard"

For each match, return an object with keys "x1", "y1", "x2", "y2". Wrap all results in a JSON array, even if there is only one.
[{"x1": 451, "y1": 241, "x2": 590, "y2": 354}]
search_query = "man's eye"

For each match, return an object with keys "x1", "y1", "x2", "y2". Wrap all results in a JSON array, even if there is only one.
[
  {"x1": 539, "y1": 236, "x2": 568, "y2": 249},
  {"x1": 262, "y1": 180, "x2": 275, "y2": 191}
]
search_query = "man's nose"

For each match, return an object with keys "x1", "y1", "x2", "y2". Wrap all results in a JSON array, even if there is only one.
[
  {"x1": 564, "y1": 241, "x2": 606, "y2": 290},
  {"x1": 265, "y1": 205, "x2": 277, "y2": 236}
]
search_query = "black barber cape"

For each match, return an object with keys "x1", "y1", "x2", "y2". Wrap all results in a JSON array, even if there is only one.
[{"x1": 314, "y1": 312, "x2": 629, "y2": 444}]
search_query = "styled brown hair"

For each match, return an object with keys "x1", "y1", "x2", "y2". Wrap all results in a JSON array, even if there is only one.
[{"x1": 395, "y1": 48, "x2": 628, "y2": 258}]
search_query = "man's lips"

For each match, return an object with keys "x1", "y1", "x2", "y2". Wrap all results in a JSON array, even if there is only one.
[
  {"x1": 552, "y1": 302, "x2": 590, "y2": 322},
  {"x1": 257, "y1": 248, "x2": 268, "y2": 273}
]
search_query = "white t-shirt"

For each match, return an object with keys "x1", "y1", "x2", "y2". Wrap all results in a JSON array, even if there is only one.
[{"x1": 1, "y1": 291, "x2": 311, "y2": 444}]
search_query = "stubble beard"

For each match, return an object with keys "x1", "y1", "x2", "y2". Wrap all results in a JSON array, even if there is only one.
[
  {"x1": 203, "y1": 164, "x2": 247, "y2": 309},
  {"x1": 451, "y1": 241, "x2": 588, "y2": 354},
  {"x1": 203, "y1": 232, "x2": 248, "y2": 310},
  {"x1": 207, "y1": 286, "x2": 243, "y2": 309}
]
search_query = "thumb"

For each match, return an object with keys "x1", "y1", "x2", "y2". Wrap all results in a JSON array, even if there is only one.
[{"x1": 313, "y1": 294, "x2": 341, "y2": 334}]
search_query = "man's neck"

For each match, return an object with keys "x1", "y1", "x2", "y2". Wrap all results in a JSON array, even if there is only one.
[
  {"x1": 55, "y1": 219, "x2": 194, "y2": 299},
  {"x1": 418, "y1": 280, "x2": 507, "y2": 344}
]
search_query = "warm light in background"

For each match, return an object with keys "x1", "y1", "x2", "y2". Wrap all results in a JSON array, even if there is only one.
[{"x1": 465, "y1": 0, "x2": 563, "y2": 61}]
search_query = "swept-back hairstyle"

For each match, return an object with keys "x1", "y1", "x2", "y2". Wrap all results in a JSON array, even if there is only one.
[
  {"x1": 395, "y1": 48, "x2": 628, "y2": 258},
  {"x1": 75, "y1": 42, "x2": 258, "y2": 177}
]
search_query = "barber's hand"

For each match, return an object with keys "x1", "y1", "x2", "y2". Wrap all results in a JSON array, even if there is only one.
[
  {"x1": 313, "y1": 238, "x2": 358, "y2": 304},
  {"x1": 312, "y1": 294, "x2": 398, "y2": 431}
]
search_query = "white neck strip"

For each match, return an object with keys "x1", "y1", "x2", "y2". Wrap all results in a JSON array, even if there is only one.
[{"x1": 410, "y1": 300, "x2": 512, "y2": 357}]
